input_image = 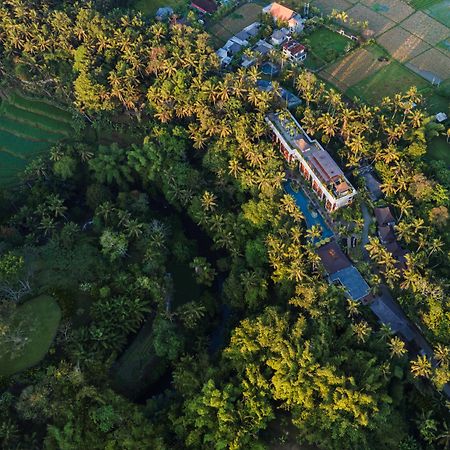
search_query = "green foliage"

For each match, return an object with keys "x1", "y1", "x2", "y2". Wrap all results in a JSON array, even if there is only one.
[{"x1": 0, "y1": 296, "x2": 61, "y2": 377}]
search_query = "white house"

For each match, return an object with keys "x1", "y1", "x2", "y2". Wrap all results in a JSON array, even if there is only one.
[
  {"x1": 271, "y1": 28, "x2": 290, "y2": 46},
  {"x1": 282, "y1": 40, "x2": 307, "y2": 61},
  {"x1": 266, "y1": 110, "x2": 357, "y2": 211}
]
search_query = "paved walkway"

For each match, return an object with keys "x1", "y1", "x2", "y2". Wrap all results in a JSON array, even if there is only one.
[{"x1": 360, "y1": 202, "x2": 372, "y2": 260}]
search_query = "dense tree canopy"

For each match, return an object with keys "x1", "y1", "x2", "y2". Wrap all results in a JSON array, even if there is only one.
[{"x1": 0, "y1": 0, "x2": 449, "y2": 449}]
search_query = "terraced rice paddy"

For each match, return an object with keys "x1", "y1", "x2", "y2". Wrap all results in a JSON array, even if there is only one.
[{"x1": 0, "y1": 91, "x2": 73, "y2": 186}]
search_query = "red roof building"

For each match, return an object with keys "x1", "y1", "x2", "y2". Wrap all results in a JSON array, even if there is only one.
[
  {"x1": 191, "y1": 0, "x2": 217, "y2": 14},
  {"x1": 282, "y1": 40, "x2": 306, "y2": 61}
]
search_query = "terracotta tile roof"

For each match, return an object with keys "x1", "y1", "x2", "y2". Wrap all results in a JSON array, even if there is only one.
[{"x1": 268, "y1": 2, "x2": 295, "y2": 21}]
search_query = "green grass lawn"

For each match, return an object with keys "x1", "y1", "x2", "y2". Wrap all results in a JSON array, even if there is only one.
[
  {"x1": 306, "y1": 27, "x2": 353, "y2": 64},
  {"x1": 133, "y1": 0, "x2": 186, "y2": 16},
  {"x1": 346, "y1": 61, "x2": 429, "y2": 104},
  {"x1": 427, "y1": 136, "x2": 450, "y2": 165},
  {"x1": 0, "y1": 296, "x2": 61, "y2": 377},
  {"x1": 408, "y1": 0, "x2": 442, "y2": 8}
]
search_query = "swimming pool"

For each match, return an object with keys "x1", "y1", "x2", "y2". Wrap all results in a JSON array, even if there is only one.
[
  {"x1": 261, "y1": 62, "x2": 280, "y2": 76},
  {"x1": 284, "y1": 182, "x2": 334, "y2": 239}
]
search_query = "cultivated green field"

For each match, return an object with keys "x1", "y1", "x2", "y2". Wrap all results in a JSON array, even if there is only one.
[
  {"x1": 0, "y1": 91, "x2": 73, "y2": 186},
  {"x1": 307, "y1": 27, "x2": 354, "y2": 64},
  {"x1": 346, "y1": 60, "x2": 429, "y2": 103},
  {"x1": 0, "y1": 295, "x2": 61, "y2": 377}
]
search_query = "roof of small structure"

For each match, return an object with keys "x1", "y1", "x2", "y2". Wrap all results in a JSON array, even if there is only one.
[
  {"x1": 329, "y1": 266, "x2": 370, "y2": 301},
  {"x1": 191, "y1": 0, "x2": 218, "y2": 13},
  {"x1": 378, "y1": 225, "x2": 396, "y2": 243},
  {"x1": 370, "y1": 298, "x2": 415, "y2": 340},
  {"x1": 266, "y1": 2, "x2": 295, "y2": 20},
  {"x1": 156, "y1": 6, "x2": 174, "y2": 17},
  {"x1": 317, "y1": 241, "x2": 351, "y2": 274},
  {"x1": 283, "y1": 40, "x2": 306, "y2": 55},
  {"x1": 374, "y1": 207, "x2": 395, "y2": 226},
  {"x1": 235, "y1": 30, "x2": 250, "y2": 41}
]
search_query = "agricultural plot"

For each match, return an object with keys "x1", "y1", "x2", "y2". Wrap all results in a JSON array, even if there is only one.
[
  {"x1": 0, "y1": 91, "x2": 73, "y2": 186},
  {"x1": 424, "y1": 0, "x2": 450, "y2": 27},
  {"x1": 437, "y1": 38, "x2": 450, "y2": 55},
  {"x1": 312, "y1": 0, "x2": 352, "y2": 14},
  {"x1": 377, "y1": 26, "x2": 430, "y2": 61},
  {"x1": 346, "y1": 60, "x2": 429, "y2": 103},
  {"x1": 407, "y1": 47, "x2": 450, "y2": 80},
  {"x1": 346, "y1": 4, "x2": 396, "y2": 34},
  {"x1": 319, "y1": 46, "x2": 389, "y2": 90},
  {"x1": 361, "y1": 0, "x2": 414, "y2": 22},
  {"x1": 208, "y1": 3, "x2": 262, "y2": 47},
  {"x1": 307, "y1": 27, "x2": 354, "y2": 64},
  {"x1": 399, "y1": 11, "x2": 449, "y2": 45}
]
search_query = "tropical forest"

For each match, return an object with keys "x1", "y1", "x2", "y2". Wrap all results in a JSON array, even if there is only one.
[{"x1": 0, "y1": 0, "x2": 449, "y2": 449}]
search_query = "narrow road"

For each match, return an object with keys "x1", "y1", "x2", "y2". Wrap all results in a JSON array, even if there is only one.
[{"x1": 360, "y1": 202, "x2": 372, "y2": 260}]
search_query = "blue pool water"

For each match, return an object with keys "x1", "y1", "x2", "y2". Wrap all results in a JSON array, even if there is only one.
[
  {"x1": 261, "y1": 62, "x2": 280, "y2": 76},
  {"x1": 284, "y1": 182, "x2": 334, "y2": 239}
]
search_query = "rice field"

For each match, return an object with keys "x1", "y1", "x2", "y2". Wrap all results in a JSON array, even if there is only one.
[
  {"x1": 319, "y1": 45, "x2": 389, "y2": 90},
  {"x1": 407, "y1": 47, "x2": 450, "y2": 80},
  {"x1": 400, "y1": 10, "x2": 449, "y2": 44},
  {"x1": 346, "y1": 60, "x2": 429, "y2": 103},
  {"x1": 0, "y1": 91, "x2": 73, "y2": 186},
  {"x1": 424, "y1": 0, "x2": 450, "y2": 27},
  {"x1": 361, "y1": 0, "x2": 415, "y2": 22},
  {"x1": 377, "y1": 26, "x2": 431, "y2": 61}
]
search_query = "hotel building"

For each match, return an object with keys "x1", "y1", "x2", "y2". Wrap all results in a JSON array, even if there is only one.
[{"x1": 266, "y1": 110, "x2": 357, "y2": 211}]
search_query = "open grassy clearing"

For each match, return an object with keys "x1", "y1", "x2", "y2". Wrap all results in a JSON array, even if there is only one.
[
  {"x1": 208, "y1": 2, "x2": 262, "y2": 47},
  {"x1": 133, "y1": 0, "x2": 186, "y2": 16},
  {"x1": 346, "y1": 60, "x2": 429, "y2": 103},
  {"x1": 0, "y1": 296, "x2": 61, "y2": 377},
  {"x1": 307, "y1": 27, "x2": 353, "y2": 63},
  {"x1": 0, "y1": 91, "x2": 73, "y2": 186}
]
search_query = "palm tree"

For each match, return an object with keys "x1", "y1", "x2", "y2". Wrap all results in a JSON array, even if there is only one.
[
  {"x1": 411, "y1": 354, "x2": 432, "y2": 378},
  {"x1": 434, "y1": 343, "x2": 449, "y2": 366},
  {"x1": 377, "y1": 323, "x2": 393, "y2": 342},
  {"x1": 352, "y1": 320, "x2": 372, "y2": 343},
  {"x1": 394, "y1": 197, "x2": 413, "y2": 220},
  {"x1": 346, "y1": 299, "x2": 360, "y2": 318},
  {"x1": 201, "y1": 191, "x2": 217, "y2": 212},
  {"x1": 389, "y1": 336, "x2": 406, "y2": 358},
  {"x1": 228, "y1": 159, "x2": 242, "y2": 178},
  {"x1": 437, "y1": 422, "x2": 450, "y2": 450}
]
